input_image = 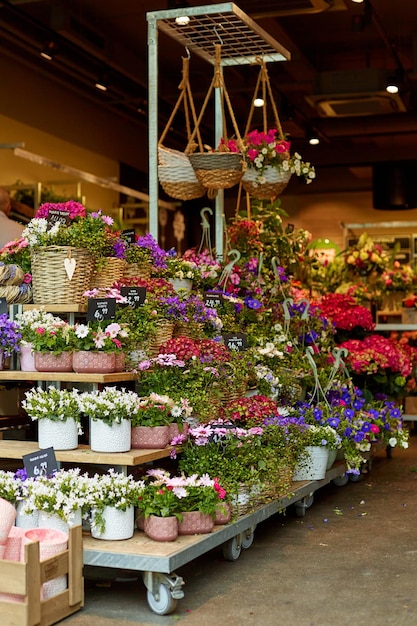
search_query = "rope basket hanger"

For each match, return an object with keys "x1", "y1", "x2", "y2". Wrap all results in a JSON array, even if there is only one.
[
  {"x1": 240, "y1": 57, "x2": 292, "y2": 200},
  {"x1": 157, "y1": 53, "x2": 206, "y2": 201},
  {"x1": 186, "y1": 44, "x2": 246, "y2": 198}
]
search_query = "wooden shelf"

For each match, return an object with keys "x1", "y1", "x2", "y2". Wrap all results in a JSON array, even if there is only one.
[
  {"x1": 0, "y1": 440, "x2": 172, "y2": 466},
  {"x1": 20, "y1": 303, "x2": 87, "y2": 313},
  {"x1": 0, "y1": 371, "x2": 137, "y2": 383}
]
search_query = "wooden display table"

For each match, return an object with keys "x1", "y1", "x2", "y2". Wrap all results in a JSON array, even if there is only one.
[{"x1": 0, "y1": 440, "x2": 172, "y2": 475}]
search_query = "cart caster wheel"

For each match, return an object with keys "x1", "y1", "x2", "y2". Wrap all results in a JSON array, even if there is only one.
[
  {"x1": 147, "y1": 583, "x2": 177, "y2": 615},
  {"x1": 332, "y1": 474, "x2": 349, "y2": 487},
  {"x1": 222, "y1": 535, "x2": 242, "y2": 561},
  {"x1": 241, "y1": 526, "x2": 256, "y2": 550},
  {"x1": 349, "y1": 472, "x2": 363, "y2": 483},
  {"x1": 294, "y1": 494, "x2": 314, "y2": 517}
]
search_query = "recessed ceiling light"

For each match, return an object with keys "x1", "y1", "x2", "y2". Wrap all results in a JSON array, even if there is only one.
[
  {"x1": 175, "y1": 16, "x2": 190, "y2": 25},
  {"x1": 254, "y1": 98, "x2": 264, "y2": 107}
]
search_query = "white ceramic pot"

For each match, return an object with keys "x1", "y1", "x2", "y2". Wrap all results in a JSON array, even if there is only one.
[
  {"x1": 38, "y1": 416, "x2": 79, "y2": 450},
  {"x1": 38, "y1": 509, "x2": 82, "y2": 534},
  {"x1": 90, "y1": 418, "x2": 131, "y2": 453},
  {"x1": 91, "y1": 505, "x2": 134, "y2": 540},
  {"x1": 293, "y1": 446, "x2": 329, "y2": 481},
  {"x1": 15, "y1": 501, "x2": 39, "y2": 529}
]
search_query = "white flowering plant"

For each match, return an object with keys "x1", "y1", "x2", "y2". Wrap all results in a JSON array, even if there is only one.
[
  {"x1": 78, "y1": 387, "x2": 140, "y2": 426},
  {"x1": 14, "y1": 309, "x2": 63, "y2": 345},
  {"x1": 89, "y1": 469, "x2": 145, "y2": 533},
  {"x1": 21, "y1": 386, "x2": 83, "y2": 431},
  {"x1": 0, "y1": 469, "x2": 24, "y2": 504},
  {"x1": 161, "y1": 255, "x2": 198, "y2": 281},
  {"x1": 24, "y1": 468, "x2": 95, "y2": 524}
]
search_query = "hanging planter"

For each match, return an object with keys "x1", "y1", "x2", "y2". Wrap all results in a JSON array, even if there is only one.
[{"x1": 241, "y1": 165, "x2": 292, "y2": 199}]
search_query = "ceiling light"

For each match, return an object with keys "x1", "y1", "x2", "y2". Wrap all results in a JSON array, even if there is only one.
[
  {"x1": 95, "y1": 71, "x2": 109, "y2": 92},
  {"x1": 175, "y1": 16, "x2": 190, "y2": 25},
  {"x1": 307, "y1": 127, "x2": 320, "y2": 145},
  {"x1": 40, "y1": 41, "x2": 58, "y2": 61},
  {"x1": 253, "y1": 98, "x2": 264, "y2": 107},
  {"x1": 386, "y1": 72, "x2": 401, "y2": 94},
  {"x1": 350, "y1": 0, "x2": 364, "y2": 3}
]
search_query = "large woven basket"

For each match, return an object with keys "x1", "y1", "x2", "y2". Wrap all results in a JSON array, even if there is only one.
[
  {"x1": 242, "y1": 166, "x2": 292, "y2": 199},
  {"x1": 148, "y1": 320, "x2": 175, "y2": 356},
  {"x1": 174, "y1": 321, "x2": 204, "y2": 340},
  {"x1": 189, "y1": 152, "x2": 243, "y2": 190},
  {"x1": 123, "y1": 262, "x2": 152, "y2": 281},
  {"x1": 90, "y1": 258, "x2": 126, "y2": 290},
  {"x1": 31, "y1": 246, "x2": 93, "y2": 305},
  {"x1": 158, "y1": 146, "x2": 206, "y2": 201}
]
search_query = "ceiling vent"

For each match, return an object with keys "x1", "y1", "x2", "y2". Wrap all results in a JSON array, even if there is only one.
[{"x1": 306, "y1": 69, "x2": 407, "y2": 117}]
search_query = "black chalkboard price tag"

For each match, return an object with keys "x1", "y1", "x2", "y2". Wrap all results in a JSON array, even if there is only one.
[
  {"x1": 0, "y1": 297, "x2": 7, "y2": 315},
  {"x1": 87, "y1": 297, "x2": 116, "y2": 321},
  {"x1": 23, "y1": 447, "x2": 58, "y2": 478},
  {"x1": 121, "y1": 229, "x2": 136, "y2": 244},
  {"x1": 222, "y1": 332, "x2": 248, "y2": 351},
  {"x1": 46, "y1": 209, "x2": 71, "y2": 230},
  {"x1": 120, "y1": 286, "x2": 146, "y2": 308},
  {"x1": 204, "y1": 292, "x2": 223, "y2": 309}
]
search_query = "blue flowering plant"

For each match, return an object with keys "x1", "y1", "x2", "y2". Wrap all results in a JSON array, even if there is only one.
[
  {"x1": 0, "y1": 314, "x2": 22, "y2": 357},
  {"x1": 157, "y1": 293, "x2": 223, "y2": 336}
]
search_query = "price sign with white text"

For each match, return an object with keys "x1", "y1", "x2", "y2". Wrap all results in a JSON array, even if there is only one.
[
  {"x1": 222, "y1": 332, "x2": 248, "y2": 352},
  {"x1": 120, "y1": 286, "x2": 146, "y2": 308},
  {"x1": 87, "y1": 298, "x2": 116, "y2": 322},
  {"x1": 23, "y1": 447, "x2": 58, "y2": 479}
]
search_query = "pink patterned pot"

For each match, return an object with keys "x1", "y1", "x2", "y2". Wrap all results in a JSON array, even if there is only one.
[
  {"x1": 178, "y1": 511, "x2": 214, "y2": 535},
  {"x1": 144, "y1": 515, "x2": 178, "y2": 542},
  {"x1": 131, "y1": 425, "x2": 170, "y2": 450},
  {"x1": 34, "y1": 351, "x2": 73, "y2": 372},
  {"x1": 214, "y1": 502, "x2": 231, "y2": 525},
  {"x1": 72, "y1": 350, "x2": 116, "y2": 373},
  {"x1": 0, "y1": 497, "x2": 17, "y2": 544},
  {"x1": 114, "y1": 351, "x2": 126, "y2": 372},
  {"x1": 168, "y1": 422, "x2": 189, "y2": 443}
]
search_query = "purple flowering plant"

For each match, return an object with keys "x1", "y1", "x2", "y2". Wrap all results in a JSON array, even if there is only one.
[{"x1": 0, "y1": 314, "x2": 22, "y2": 357}]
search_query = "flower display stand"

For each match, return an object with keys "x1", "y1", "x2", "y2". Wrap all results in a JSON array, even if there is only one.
[{"x1": 0, "y1": 525, "x2": 83, "y2": 626}]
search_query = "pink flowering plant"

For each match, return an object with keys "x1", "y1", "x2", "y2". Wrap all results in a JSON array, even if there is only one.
[
  {"x1": 132, "y1": 393, "x2": 192, "y2": 427},
  {"x1": 377, "y1": 261, "x2": 415, "y2": 294},
  {"x1": 244, "y1": 128, "x2": 316, "y2": 184},
  {"x1": 70, "y1": 320, "x2": 129, "y2": 353},
  {"x1": 29, "y1": 317, "x2": 73, "y2": 354},
  {"x1": 0, "y1": 237, "x2": 31, "y2": 275}
]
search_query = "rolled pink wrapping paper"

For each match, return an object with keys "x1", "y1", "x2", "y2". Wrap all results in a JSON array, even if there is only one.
[
  {"x1": 5, "y1": 526, "x2": 26, "y2": 561},
  {"x1": 23, "y1": 528, "x2": 68, "y2": 599},
  {"x1": 0, "y1": 498, "x2": 17, "y2": 545}
]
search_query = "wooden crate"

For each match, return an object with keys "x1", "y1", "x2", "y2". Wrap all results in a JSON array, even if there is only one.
[{"x1": 0, "y1": 525, "x2": 83, "y2": 626}]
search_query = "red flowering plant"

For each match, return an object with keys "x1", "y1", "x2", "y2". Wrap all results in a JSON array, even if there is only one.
[
  {"x1": 339, "y1": 334, "x2": 413, "y2": 400},
  {"x1": 402, "y1": 294, "x2": 417, "y2": 309},
  {"x1": 317, "y1": 292, "x2": 375, "y2": 343},
  {"x1": 219, "y1": 395, "x2": 279, "y2": 426}
]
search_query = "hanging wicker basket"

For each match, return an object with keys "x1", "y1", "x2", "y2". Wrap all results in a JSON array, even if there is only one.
[
  {"x1": 189, "y1": 152, "x2": 243, "y2": 190},
  {"x1": 31, "y1": 246, "x2": 93, "y2": 305},
  {"x1": 158, "y1": 147, "x2": 206, "y2": 201},
  {"x1": 242, "y1": 166, "x2": 292, "y2": 199},
  {"x1": 90, "y1": 258, "x2": 127, "y2": 290}
]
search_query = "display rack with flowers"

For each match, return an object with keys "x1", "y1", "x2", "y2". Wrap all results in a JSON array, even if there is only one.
[{"x1": 0, "y1": 313, "x2": 21, "y2": 368}]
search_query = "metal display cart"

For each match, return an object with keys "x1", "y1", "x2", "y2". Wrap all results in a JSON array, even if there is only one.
[
  {"x1": 82, "y1": 461, "x2": 351, "y2": 615},
  {"x1": 146, "y1": 3, "x2": 290, "y2": 257}
]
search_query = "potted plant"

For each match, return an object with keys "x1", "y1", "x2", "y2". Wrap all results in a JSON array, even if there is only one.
[
  {"x1": 0, "y1": 313, "x2": 21, "y2": 369},
  {"x1": 176, "y1": 473, "x2": 228, "y2": 535},
  {"x1": 14, "y1": 309, "x2": 63, "y2": 371},
  {"x1": 70, "y1": 319, "x2": 130, "y2": 373},
  {"x1": 292, "y1": 423, "x2": 339, "y2": 481},
  {"x1": 78, "y1": 387, "x2": 139, "y2": 452},
  {"x1": 241, "y1": 128, "x2": 316, "y2": 198},
  {"x1": 137, "y1": 469, "x2": 184, "y2": 542},
  {"x1": 24, "y1": 468, "x2": 93, "y2": 532},
  {"x1": 89, "y1": 468, "x2": 145, "y2": 540},
  {"x1": 131, "y1": 393, "x2": 191, "y2": 449},
  {"x1": 21, "y1": 386, "x2": 83, "y2": 450},
  {"x1": 28, "y1": 315, "x2": 74, "y2": 372},
  {"x1": 159, "y1": 254, "x2": 198, "y2": 293}
]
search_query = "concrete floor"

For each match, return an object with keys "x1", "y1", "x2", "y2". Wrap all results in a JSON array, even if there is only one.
[{"x1": 62, "y1": 431, "x2": 417, "y2": 626}]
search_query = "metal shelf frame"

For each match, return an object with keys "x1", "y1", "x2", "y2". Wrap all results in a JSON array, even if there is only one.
[{"x1": 146, "y1": 3, "x2": 290, "y2": 257}]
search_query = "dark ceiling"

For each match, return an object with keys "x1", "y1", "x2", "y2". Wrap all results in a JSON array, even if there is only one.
[{"x1": 1, "y1": 0, "x2": 417, "y2": 197}]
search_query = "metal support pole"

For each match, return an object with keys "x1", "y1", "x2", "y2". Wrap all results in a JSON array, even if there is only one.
[{"x1": 147, "y1": 15, "x2": 159, "y2": 241}]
